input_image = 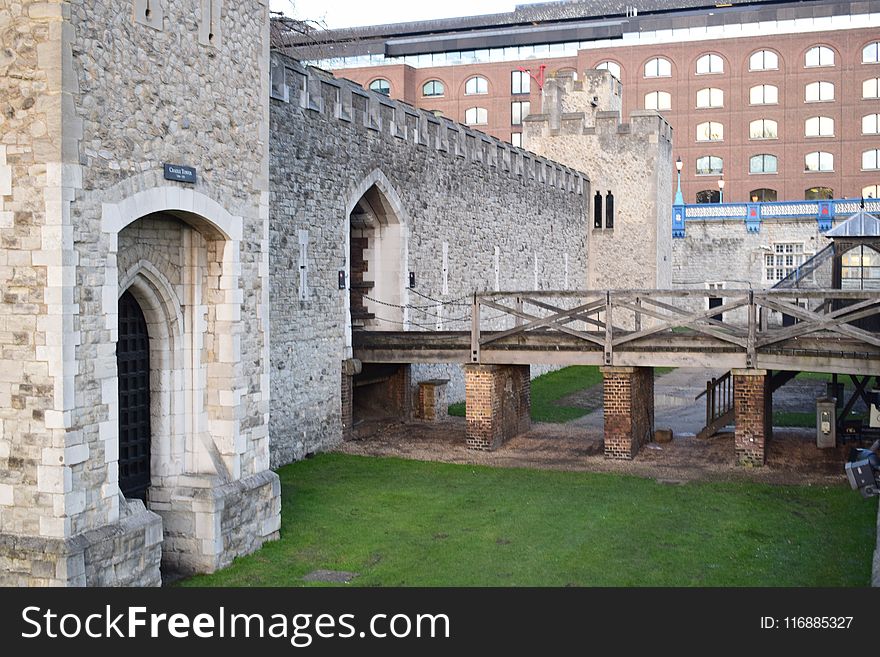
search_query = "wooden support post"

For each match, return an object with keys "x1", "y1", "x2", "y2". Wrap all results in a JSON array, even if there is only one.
[
  {"x1": 747, "y1": 290, "x2": 756, "y2": 368},
  {"x1": 604, "y1": 291, "x2": 613, "y2": 365},
  {"x1": 470, "y1": 293, "x2": 480, "y2": 363}
]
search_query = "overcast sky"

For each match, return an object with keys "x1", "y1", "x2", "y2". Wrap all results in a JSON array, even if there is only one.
[{"x1": 270, "y1": 0, "x2": 519, "y2": 29}]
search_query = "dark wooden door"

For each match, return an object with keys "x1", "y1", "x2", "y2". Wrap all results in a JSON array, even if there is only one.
[{"x1": 117, "y1": 290, "x2": 152, "y2": 499}]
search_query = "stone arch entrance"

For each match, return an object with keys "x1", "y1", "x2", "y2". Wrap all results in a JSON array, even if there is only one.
[
  {"x1": 349, "y1": 184, "x2": 407, "y2": 330},
  {"x1": 98, "y1": 187, "x2": 279, "y2": 577},
  {"x1": 117, "y1": 290, "x2": 152, "y2": 499}
]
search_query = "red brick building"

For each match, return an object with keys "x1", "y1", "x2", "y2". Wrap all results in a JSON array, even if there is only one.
[{"x1": 281, "y1": 0, "x2": 880, "y2": 204}]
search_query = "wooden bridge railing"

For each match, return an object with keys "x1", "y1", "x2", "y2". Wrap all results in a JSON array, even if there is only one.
[{"x1": 469, "y1": 289, "x2": 880, "y2": 369}]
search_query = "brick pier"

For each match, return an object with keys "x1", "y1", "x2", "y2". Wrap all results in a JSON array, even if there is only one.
[
  {"x1": 464, "y1": 364, "x2": 531, "y2": 450},
  {"x1": 733, "y1": 369, "x2": 770, "y2": 466},
  {"x1": 601, "y1": 366, "x2": 655, "y2": 459}
]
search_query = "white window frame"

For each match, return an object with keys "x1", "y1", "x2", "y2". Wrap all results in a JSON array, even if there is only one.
[
  {"x1": 763, "y1": 242, "x2": 812, "y2": 284},
  {"x1": 696, "y1": 53, "x2": 724, "y2": 75},
  {"x1": 749, "y1": 84, "x2": 778, "y2": 105},
  {"x1": 749, "y1": 50, "x2": 778, "y2": 71}
]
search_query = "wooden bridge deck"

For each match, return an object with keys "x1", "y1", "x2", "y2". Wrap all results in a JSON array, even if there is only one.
[
  {"x1": 353, "y1": 289, "x2": 880, "y2": 376},
  {"x1": 353, "y1": 329, "x2": 880, "y2": 374}
]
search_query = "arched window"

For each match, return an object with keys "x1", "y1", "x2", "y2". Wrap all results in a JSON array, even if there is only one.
[
  {"x1": 750, "y1": 154, "x2": 778, "y2": 174},
  {"x1": 422, "y1": 80, "x2": 445, "y2": 97},
  {"x1": 596, "y1": 61, "x2": 621, "y2": 79},
  {"x1": 805, "y1": 116, "x2": 834, "y2": 137},
  {"x1": 805, "y1": 151, "x2": 833, "y2": 172},
  {"x1": 696, "y1": 189, "x2": 720, "y2": 204},
  {"x1": 863, "y1": 114, "x2": 880, "y2": 135},
  {"x1": 644, "y1": 57, "x2": 671, "y2": 78},
  {"x1": 865, "y1": 42, "x2": 880, "y2": 64},
  {"x1": 696, "y1": 121, "x2": 724, "y2": 141},
  {"x1": 805, "y1": 186, "x2": 834, "y2": 200},
  {"x1": 644, "y1": 91, "x2": 671, "y2": 111},
  {"x1": 863, "y1": 184, "x2": 880, "y2": 198},
  {"x1": 863, "y1": 149, "x2": 880, "y2": 170},
  {"x1": 749, "y1": 119, "x2": 778, "y2": 140},
  {"x1": 696, "y1": 155, "x2": 723, "y2": 175},
  {"x1": 696, "y1": 87, "x2": 723, "y2": 108},
  {"x1": 864, "y1": 78, "x2": 880, "y2": 99},
  {"x1": 805, "y1": 45, "x2": 835, "y2": 67},
  {"x1": 750, "y1": 188, "x2": 777, "y2": 202},
  {"x1": 465, "y1": 76, "x2": 488, "y2": 95},
  {"x1": 369, "y1": 78, "x2": 391, "y2": 95},
  {"x1": 749, "y1": 50, "x2": 778, "y2": 71},
  {"x1": 750, "y1": 84, "x2": 778, "y2": 105},
  {"x1": 696, "y1": 53, "x2": 724, "y2": 74},
  {"x1": 465, "y1": 107, "x2": 488, "y2": 125},
  {"x1": 805, "y1": 81, "x2": 834, "y2": 102}
]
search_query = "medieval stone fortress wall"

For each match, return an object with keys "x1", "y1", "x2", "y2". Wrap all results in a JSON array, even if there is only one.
[
  {"x1": 0, "y1": 1, "x2": 743, "y2": 587},
  {"x1": 268, "y1": 54, "x2": 599, "y2": 465}
]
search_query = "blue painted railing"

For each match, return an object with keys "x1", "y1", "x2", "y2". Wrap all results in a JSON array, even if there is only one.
[{"x1": 672, "y1": 198, "x2": 880, "y2": 238}]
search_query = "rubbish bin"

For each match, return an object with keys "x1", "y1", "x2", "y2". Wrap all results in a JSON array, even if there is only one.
[{"x1": 816, "y1": 397, "x2": 836, "y2": 448}]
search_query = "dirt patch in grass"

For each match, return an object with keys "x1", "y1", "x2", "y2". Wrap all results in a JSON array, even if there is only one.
[{"x1": 344, "y1": 417, "x2": 863, "y2": 488}]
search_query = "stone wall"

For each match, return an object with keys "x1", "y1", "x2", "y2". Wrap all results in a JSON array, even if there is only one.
[
  {"x1": 269, "y1": 53, "x2": 589, "y2": 467},
  {"x1": 673, "y1": 217, "x2": 831, "y2": 290},
  {"x1": 1, "y1": 0, "x2": 280, "y2": 585},
  {"x1": 525, "y1": 70, "x2": 673, "y2": 291}
]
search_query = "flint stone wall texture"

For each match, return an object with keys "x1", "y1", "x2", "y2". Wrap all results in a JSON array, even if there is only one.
[{"x1": 269, "y1": 53, "x2": 590, "y2": 467}]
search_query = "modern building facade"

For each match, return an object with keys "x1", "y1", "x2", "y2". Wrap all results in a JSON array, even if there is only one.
[{"x1": 281, "y1": 0, "x2": 880, "y2": 205}]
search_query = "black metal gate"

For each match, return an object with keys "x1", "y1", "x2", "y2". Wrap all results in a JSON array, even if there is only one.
[{"x1": 117, "y1": 290, "x2": 151, "y2": 499}]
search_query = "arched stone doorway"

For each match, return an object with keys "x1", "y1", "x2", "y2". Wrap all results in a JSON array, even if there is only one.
[
  {"x1": 349, "y1": 183, "x2": 407, "y2": 330},
  {"x1": 100, "y1": 186, "x2": 279, "y2": 578},
  {"x1": 343, "y1": 172, "x2": 412, "y2": 437},
  {"x1": 117, "y1": 290, "x2": 152, "y2": 500}
]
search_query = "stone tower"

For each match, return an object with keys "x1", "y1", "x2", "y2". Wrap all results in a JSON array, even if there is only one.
[
  {"x1": 524, "y1": 70, "x2": 673, "y2": 290},
  {"x1": 0, "y1": 0, "x2": 280, "y2": 585}
]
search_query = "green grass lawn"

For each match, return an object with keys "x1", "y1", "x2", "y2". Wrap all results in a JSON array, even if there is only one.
[
  {"x1": 179, "y1": 454, "x2": 877, "y2": 587},
  {"x1": 449, "y1": 366, "x2": 674, "y2": 423}
]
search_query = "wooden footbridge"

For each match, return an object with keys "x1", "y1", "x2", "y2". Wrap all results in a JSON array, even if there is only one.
[
  {"x1": 355, "y1": 289, "x2": 880, "y2": 374},
  {"x1": 352, "y1": 289, "x2": 880, "y2": 465}
]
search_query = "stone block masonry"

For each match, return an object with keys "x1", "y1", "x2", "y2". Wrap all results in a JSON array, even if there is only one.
[
  {"x1": 464, "y1": 364, "x2": 530, "y2": 451},
  {"x1": 1, "y1": 0, "x2": 280, "y2": 585},
  {"x1": 525, "y1": 71, "x2": 673, "y2": 292},
  {"x1": 733, "y1": 369, "x2": 769, "y2": 467},
  {"x1": 602, "y1": 366, "x2": 655, "y2": 460}
]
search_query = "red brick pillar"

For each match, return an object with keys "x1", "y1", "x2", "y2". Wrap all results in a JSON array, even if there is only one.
[
  {"x1": 601, "y1": 366, "x2": 654, "y2": 459},
  {"x1": 733, "y1": 369, "x2": 769, "y2": 466},
  {"x1": 465, "y1": 364, "x2": 531, "y2": 450}
]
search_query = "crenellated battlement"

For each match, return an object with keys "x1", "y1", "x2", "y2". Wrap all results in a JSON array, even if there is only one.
[
  {"x1": 270, "y1": 52, "x2": 588, "y2": 196},
  {"x1": 524, "y1": 70, "x2": 673, "y2": 144}
]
